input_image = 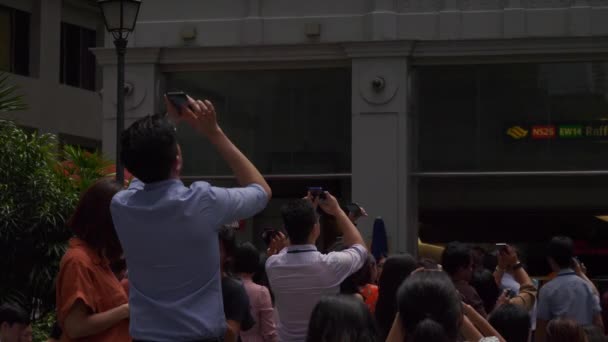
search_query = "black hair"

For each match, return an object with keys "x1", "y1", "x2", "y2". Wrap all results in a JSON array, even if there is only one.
[
  {"x1": 417, "y1": 257, "x2": 440, "y2": 270},
  {"x1": 441, "y1": 242, "x2": 472, "y2": 277},
  {"x1": 470, "y1": 269, "x2": 500, "y2": 314},
  {"x1": 120, "y1": 114, "x2": 178, "y2": 183},
  {"x1": 375, "y1": 253, "x2": 418, "y2": 341},
  {"x1": 234, "y1": 242, "x2": 261, "y2": 274},
  {"x1": 397, "y1": 271, "x2": 462, "y2": 342},
  {"x1": 306, "y1": 295, "x2": 377, "y2": 342},
  {"x1": 0, "y1": 303, "x2": 30, "y2": 326},
  {"x1": 488, "y1": 304, "x2": 531, "y2": 342},
  {"x1": 547, "y1": 236, "x2": 574, "y2": 269},
  {"x1": 281, "y1": 199, "x2": 317, "y2": 245},
  {"x1": 219, "y1": 226, "x2": 238, "y2": 272},
  {"x1": 341, "y1": 254, "x2": 375, "y2": 295}
]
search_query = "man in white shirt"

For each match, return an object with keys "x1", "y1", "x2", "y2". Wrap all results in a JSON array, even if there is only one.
[{"x1": 266, "y1": 192, "x2": 367, "y2": 342}]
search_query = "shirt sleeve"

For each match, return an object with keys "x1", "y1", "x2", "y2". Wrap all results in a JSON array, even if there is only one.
[
  {"x1": 509, "y1": 282, "x2": 537, "y2": 312},
  {"x1": 127, "y1": 178, "x2": 144, "y2": 190},
  {"x1": 56, "y1": 257, "x2": 97, "y2": 326},
  {"x1": 536, "y1": 287, "x2": 551, "y2": 321},
  {"x1": 208, "y1": 184, "x2": 269, "y2": 227},
  {"x1": 324, "y1": 244, "x2": 368, "y2": 282},
  {"x1": 257, "y1": 286, "x2": 279, "y2": 342}
]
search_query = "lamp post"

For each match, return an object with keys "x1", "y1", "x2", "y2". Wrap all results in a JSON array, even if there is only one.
[{"x1": 97, "y1": 0, "x2": 141, "y2": 185}]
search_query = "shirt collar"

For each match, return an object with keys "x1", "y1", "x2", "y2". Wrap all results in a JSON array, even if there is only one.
[
  {"x1": 558, "y1": 268, "x2": 576, "y2": 275},
  {"x1": 286, "y1": 244, "x2": 318, "y2": 252},
  {"x1": 143, "y1": 178, "x2": 183, "y2": 191}
]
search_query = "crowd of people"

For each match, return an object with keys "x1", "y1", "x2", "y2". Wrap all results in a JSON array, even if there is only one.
[{"x1": 2, "y1": 95, "x2": 608, "y2": 342}]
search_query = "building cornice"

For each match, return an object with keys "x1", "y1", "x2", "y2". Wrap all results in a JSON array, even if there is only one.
[
  {"x1": 413, "y1": 37, "x2": 608, "y2": 58},
  {"x1": 92, "y1": 37, "x2": 608, "y2": 67},
  {"x1": 159, "y1": 44, "x2": 348, "y2": 64},
  {"x1": 90, "y1": 47, "x2": 161, "y2": 66}
]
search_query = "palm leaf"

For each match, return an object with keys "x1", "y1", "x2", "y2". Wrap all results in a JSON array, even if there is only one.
[{"x1": 0, "y1": 72, "x2": 27, "y2": 112}]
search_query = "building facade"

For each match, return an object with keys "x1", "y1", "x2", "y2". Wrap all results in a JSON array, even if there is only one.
[
  {"x1": 5, "y1": 0, "x2": 608, "y2": 254},
  {"x1": 0, "y1": 0, "x2": 103, "y2": 149}
]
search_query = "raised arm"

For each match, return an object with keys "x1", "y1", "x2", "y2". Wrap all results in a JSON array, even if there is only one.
[
  {"x1": 495, "y1": 245, "x2": 537, "y2": 311},
  {"x1": 165, "y1": 96, "x2": 272, "y2": 198},
  {"x1": 318, "y1": 192, "x2": 365, "y2": 247}
]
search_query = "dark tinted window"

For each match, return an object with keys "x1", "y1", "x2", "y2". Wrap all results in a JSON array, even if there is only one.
[
  {"x1": 60, "y1": 23, "x2": 97, "y2": 90},
  {"x1": 166, "y1": 69, "x2": 352, "y2": 176},
  {"x1": 0, "y1": 5, "x2": 30, "y2": 76},
  {"x1": 417, "y1": 62, "x2": 608, "y2": 172}
]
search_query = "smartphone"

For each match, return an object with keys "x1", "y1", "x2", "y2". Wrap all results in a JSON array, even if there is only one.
[
  {"x1": 505, "y1": 289, "x2": 517, "y2": 298},
  {"x1": 165, "y1": 91, "x2": 189, "y2": 113},
  {"x1": 308, "y1": 187, "x2": 326, "y2": 200}
]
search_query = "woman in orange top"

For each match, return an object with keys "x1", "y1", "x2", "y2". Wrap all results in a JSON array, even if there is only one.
[{"x1": 56, "y1": 178, "x2": 131, "y2": 342}]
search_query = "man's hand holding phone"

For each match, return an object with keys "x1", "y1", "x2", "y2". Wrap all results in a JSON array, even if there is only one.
[{"x1": 164, "y1": 92, "x2": 222, "y2": 140}]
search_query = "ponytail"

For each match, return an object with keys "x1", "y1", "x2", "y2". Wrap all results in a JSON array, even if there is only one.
[{"x1": 411, "y1": 318, "x2": 450, "y2": 342}]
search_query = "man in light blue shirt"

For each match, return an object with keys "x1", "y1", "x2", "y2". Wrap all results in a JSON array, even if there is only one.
[
  {"x1": 535, "y1": 236, "x2": 603, "y2": 342},
  {"x1": 111, "y1": 96, "x2": 272, "y2": 341}
]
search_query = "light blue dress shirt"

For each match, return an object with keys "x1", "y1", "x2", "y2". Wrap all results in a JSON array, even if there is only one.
[
  {"x1": 111, "y1": 179, "x2": 269, "y2": 341},
  {"x1": 537, "y1": 268, "x2": 601, "y2": 326}
]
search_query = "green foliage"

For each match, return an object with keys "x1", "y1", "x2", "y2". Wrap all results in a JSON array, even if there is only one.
[
  {"x1": 32, "y1": 311, "x2": 56, "y2": 342},
  {"x1": 0, "y1": 120, "x2": 77, "y2": 318},
  {"x1": 0, "y1": 72, "x2": 27, "y2": 112},
  {"x1": 62, "y1": 145, "x2": 112, "y2": 194}
]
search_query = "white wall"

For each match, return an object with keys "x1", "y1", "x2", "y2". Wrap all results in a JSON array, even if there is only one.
[
  {"x1": 0, "y1": 0, "x2": 103, "y2": 141},
  {"x1": 126, "y1": 0, "x2": 608, "y2": 49}
]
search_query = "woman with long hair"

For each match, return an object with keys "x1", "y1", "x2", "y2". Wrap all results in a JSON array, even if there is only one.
[
  {"x1": 387, "y1": 271, "x2": 504, "y2": 342},
  {"x1": 55, "y1": 178, "x2": 130, "y2": 341},
  {"x1": 307, "y1": 295, "x2": 377, "y2": 342},
  {"x1": 374, "y1": 254, "x2": 418, "y2": 340}
]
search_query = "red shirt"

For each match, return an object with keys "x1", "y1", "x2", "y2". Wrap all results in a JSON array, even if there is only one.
[{"x1": 56, "y1": 238, "x2": 131, "y2": 342}]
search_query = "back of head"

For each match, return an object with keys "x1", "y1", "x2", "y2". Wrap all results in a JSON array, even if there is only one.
[
  {"x1": 441, "y1": 242, "x2": 472, "y2": 277},
  {"x1": 307, "y1": 295, "x2": 377, "y2": 342},
  {"x1": 281, "y1": 199, "x2": 317, "y2": 245},
  {"x1": 341, "y1": 254, "x2": 375, "y2": 294},
  {"x1": 547, "y1": 236, "x2": 574, "y2": 269},
  {"x1": 67, "y1": 177, "x2": 124, "y2": 260},
  {"x1": 583, "y1": 325, "x2": 608, "y2": 342},
  {"x1": 397, "y1": 271, "x2": 462, "y2": 342},
  {"x1": 219, "y1": 226, "x2": 238, "y2": 271},
  {"x1": 0, "y1": 303, "x2": 30, "y2": 326},
  {"x1": 120, "y1": 114, "x2": 178, "y2": 183},
  {"x1": 234, "y1": 242, "x2": 261, "y2": 275},
  {"x1": 375, "y1": 253, "x2": 419, "y2": 339},
  {"x1": 470, "y1": 269, "x2": 500, "y2": 314},
  {"x1": 488, "y1": 304, "x2": 531, "y2": 342},
  {"x1": 546, "y1": 318, "x2": 586, "y2": 342}
]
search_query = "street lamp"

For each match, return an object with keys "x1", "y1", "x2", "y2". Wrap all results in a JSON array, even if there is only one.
[{"x1": 97, "y1": 0, "x2": 141, "y2": 185}]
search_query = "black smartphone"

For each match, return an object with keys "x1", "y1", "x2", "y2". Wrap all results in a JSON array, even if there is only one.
[
  {"x1": 308, "y1": 187, "x2": 326, "y2": 200},
  {"x1": 165, "y1": 91, "x2": 189, "y2": 113},
  {"x1": 261, "y1": 229, "x2": 279, "y2": 246}
]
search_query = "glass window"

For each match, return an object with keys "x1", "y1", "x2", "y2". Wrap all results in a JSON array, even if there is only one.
[
  {"x1": 60, "y1": 23, "x2": 97, "y2": 90},
  {"x1": 165, "y1": 69, "x2": 351, "y2": 176},
  {"x1": 417, "y1": 62, "x2": 608, "y2": 172},
  {"x1": 0, "y1": 5, "x2": 30, "y2": 76}
]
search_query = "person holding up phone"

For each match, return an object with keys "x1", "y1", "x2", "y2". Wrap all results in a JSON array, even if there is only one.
[
  {"x1": 110, "y1": 93, "x2": 271, "y2": 342},
  {"x1": 265, "y1": 191, "x2": 367, "y2": 342},
  {"x1": 493, "y1": 244, "x2": 537, "y2": 312}
]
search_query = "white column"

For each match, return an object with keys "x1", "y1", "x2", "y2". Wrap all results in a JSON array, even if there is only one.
[
  {"x1": 92, "y1": 48, "x2": 161, "y2": 161},
  {"x1": 350, "y1": 54, "x2": 417, "y2": 254}
]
